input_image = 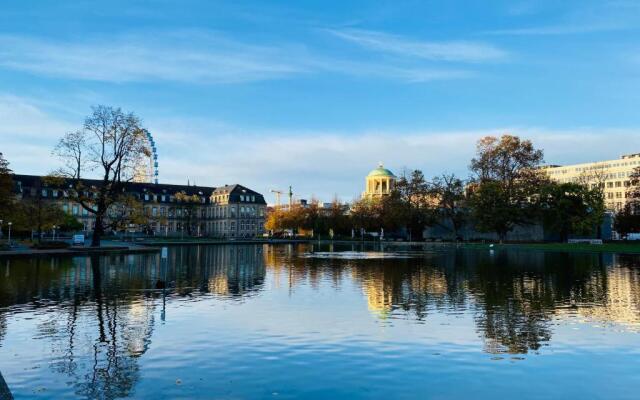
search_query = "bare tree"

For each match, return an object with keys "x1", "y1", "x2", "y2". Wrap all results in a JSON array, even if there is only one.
[{"x1": 53, "y1": 106, "x2": 149, "y2": 246}]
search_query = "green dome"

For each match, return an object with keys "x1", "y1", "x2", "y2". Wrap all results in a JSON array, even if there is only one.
[{"x1": 367, "y1": 163, "x2": 395, "y2": 178}]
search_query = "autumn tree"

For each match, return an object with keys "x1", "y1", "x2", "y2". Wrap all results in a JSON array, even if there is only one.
[
  {"x1": 53, "y1": 106, "x2": 150, "y2": 246},
  {"x1": 13, "y1": 175, "x2": 69, "y2": 242},
  {"x1": 349, "y1": 198, "x2": 381, "y2": 233},
  {"x1": 175, "y1": 191, "x2": 203, "y2": 236},
  {"x1": 325, "y1": 198, "x2": 349, "y2": 235},
  {"x1": 468, "y1": 135, "x2": 547, "y2": 242},
  {"x1": 106, "y1": 194, "x2": 148, "y2": 234}
]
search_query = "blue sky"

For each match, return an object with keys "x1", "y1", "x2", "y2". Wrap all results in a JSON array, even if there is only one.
[{"x1": 2, "y1": 0, "x2": 640, "y2": 202}]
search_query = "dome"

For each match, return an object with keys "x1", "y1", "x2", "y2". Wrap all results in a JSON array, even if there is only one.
[{"x1": 367, "y1": 163, "x2": 395, "y2": 178}]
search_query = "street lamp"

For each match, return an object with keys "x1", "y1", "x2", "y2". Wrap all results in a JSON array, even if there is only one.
[
  {"x1": 52, "y1": 225, "x2": 58, "y2": 241},
  {"x1": 0, "y1": 219, "x2": 3, "y2": 240},
  {"x1": 7, "y1": 222, "x2": 12, "y2": 245}
]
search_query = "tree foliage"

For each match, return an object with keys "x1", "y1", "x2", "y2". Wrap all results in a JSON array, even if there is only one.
[
  {"x1": 430, "y1": 173, "x2": 467, "y2": 239},
  {"x1": 468, "y1": 135, "x2": 547, "y2": 241},
  {"x1": 538, "y1": 182, "x2": 604, "y2": 242},
  {"x1": 0, "y1": 152, "x2": 14, "y2": 221},
  {"x1": 614, "y1": 203, "x2": 640, "y2": 238}
]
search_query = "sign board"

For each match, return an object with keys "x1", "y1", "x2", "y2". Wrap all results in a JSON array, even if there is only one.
[
  {"x1": 72, "y1": 234, "x2": 85, "y2": 246},
  {"x1": 161, "y1": 247, "x2": 168, "y2": 259}
]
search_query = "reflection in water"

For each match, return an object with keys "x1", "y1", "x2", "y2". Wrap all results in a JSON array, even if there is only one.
[{"x1": 0, "y1": 244, "x2": 639, "y2": 398}]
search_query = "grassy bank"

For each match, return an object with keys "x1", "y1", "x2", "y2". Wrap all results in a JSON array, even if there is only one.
[{"x1": 459, "y1": 242, "x2": 640, "y2": 254}]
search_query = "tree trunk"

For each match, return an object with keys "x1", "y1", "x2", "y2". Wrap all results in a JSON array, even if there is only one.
[{"x1": 91, "y1": 214, "x2": 103, "y2": 247}]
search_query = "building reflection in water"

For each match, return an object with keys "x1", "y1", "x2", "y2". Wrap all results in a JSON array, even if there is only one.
[
  {"x1": 0, "y1": 245, "x2": 266, "y2": 399},
  {"x1": 1, "y1": 244, "x2": 640, "y2": 398}
]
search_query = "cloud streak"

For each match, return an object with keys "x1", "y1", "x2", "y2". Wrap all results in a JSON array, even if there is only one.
[
  {"x1": 327, "y1": 28, "x2": 508, "y2": 63},
  {"x1": 0, "y1": 32, "x2": 304, "y2": 84},
  {"x1": 0, "y1": 30, "x2": 475, "y2": 84}
]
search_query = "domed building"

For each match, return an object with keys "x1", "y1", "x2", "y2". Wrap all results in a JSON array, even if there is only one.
[{"x1": 363, "y1": 163, "x2": 396, "y2": 199}]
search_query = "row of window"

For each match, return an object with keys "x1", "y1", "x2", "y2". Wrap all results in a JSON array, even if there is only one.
[{"x1": 606, "y1": 192, "x2": 628, "y2": 199}]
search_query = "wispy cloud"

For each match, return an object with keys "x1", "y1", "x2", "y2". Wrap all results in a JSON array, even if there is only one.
[
  {"x1": 0, "y1": 30, "x2": 473, "y2": 84},
  {"x1": 0, "y1": 32, "x2": 304, "y2": 84},
  {"x1": 488, "y1": 1, "x2": 640, "y2": 36},
  {"x1": 327, "y1": 28, "x2": 508, "y2": 63},
  {"x1": 485, "y1": 23, "x2": 622, "y2": 36}
]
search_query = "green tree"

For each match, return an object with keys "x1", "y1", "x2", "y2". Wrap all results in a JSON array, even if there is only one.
[
  {"x1": 53, "y1": 106, "x2": 150, "y2": 246},
  {"x1": 0, "y1": 152, "x2": 14, "y2": 222},
  {"x1": 430, "y1": 173, "x2": 467, "y2": 240},
  {"x1": 614, "y1": 203, "x2": 640, "y2": 238},
  {"x1": 468, "y1": 135, "x2": 547, "y2": 242},
  {"x1": 395, "y1": 169, "x2": 432, "y2": 240},
  {"x1": 538, "y1": 182, "x2": 605, "y2": 242}
]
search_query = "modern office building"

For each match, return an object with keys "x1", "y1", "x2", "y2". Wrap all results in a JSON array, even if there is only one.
[
  {"x1": 11, "y1": 174, "x2": 267, "y2": 238},
  {"x1": 543, "y1": 153, "x2": 640, "y2": 211}
]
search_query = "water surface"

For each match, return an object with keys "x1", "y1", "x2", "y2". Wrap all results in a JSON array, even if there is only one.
[{"x1": 1, "y1": 243, "x2": 639, "y2": 399}]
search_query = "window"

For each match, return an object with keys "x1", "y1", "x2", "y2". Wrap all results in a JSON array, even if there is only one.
[
  {"x1": 616, "y1": 181, "x2": 622, "y2": 187},
  {"x1": 41, "y1": 189, "x2": 47, "y2": 197},
  {"x1": 152, "y1": 207, "x2": 157, "y2": 216},
  {"x1": 607, "y1": 182, "x2": 613, "y2": 188},
  {"x1": 616, "y1": 192, "x2": 623, "y2": 199},
  {"x1": 72, "y1": 205, "x2": 79, "y2": 215},
  {"x1": 62, "y1": 204, "x2": 69, "y2": 213},
  {"x1": 52, "y1": 190, "x2": 58, "y2": 198}
]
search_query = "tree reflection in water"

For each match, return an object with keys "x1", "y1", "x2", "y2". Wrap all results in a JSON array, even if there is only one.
[{"x1": 0, "y1": 244, "x2": 640, "y2": 398}]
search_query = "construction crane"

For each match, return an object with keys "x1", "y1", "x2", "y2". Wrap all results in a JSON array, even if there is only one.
[
  {"x1": 270, "y1": 186, "x2": 294, "y2": 209},
  {"x1": 270, "y1": 189, "x2": 283, "y2": 207}
]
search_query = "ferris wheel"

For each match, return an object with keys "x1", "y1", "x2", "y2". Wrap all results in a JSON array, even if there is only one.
[{"x1": 133, "y1": 129, "x2": 159, "y2": 184}]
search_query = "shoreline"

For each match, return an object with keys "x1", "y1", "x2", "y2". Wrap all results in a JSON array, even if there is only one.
[{"x1": 4, "y1": 238, "x2": 640, "y2": 257}]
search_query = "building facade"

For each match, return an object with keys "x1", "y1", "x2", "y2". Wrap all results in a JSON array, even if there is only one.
[
  {"x1": 363, "y1": 163, "x2": 396, "y2": 199},
  {"x1": 543, "y1": 153, "x2": 640, "y2": 212},
  {"x1": 12, "y1": 175, "x2": 267, "y2": 238}
]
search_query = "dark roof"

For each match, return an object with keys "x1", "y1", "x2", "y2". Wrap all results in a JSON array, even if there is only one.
[
  {"x1": 13, "y1": 174, "x2": 213, "y2": 195},
  {"x1": 213, "y1": 184, "x2": 267, "y2": 205},
  {"x1": 12, "y1": 174, "x2": 266, "y2": 204}
]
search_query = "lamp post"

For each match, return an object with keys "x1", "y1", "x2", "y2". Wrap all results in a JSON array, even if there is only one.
[
  {"x1": 7, "y1": 222, "x2": 12, "y2": 246},
  {"x1": 0, "y1": 220, "x2": 3, "y2": 240},
  {"x1": 52, "y1": 225, "x2": 58, "y2": 241}
]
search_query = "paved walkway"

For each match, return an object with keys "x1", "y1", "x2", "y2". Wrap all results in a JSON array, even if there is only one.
[{"x1": 0, "y1": 240, "x2": 159, "y2": 257}]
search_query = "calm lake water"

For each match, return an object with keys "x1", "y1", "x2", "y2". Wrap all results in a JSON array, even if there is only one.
[{"x1": 1, "y1": 243, "x2": 639, "y2": 399}]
